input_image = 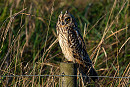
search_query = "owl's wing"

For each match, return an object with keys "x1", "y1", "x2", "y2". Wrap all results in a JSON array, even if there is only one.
[
  {"x1": 68, "y1": 28, "x2": 92, "y2": 65},
  {"x1": 68, "y1": 28, "x2": 98, "y2": 81}
]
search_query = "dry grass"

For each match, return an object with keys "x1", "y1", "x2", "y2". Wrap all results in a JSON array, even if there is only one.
[{"x1": 0, "y1": 0, "x2": 129, "y2": 87}]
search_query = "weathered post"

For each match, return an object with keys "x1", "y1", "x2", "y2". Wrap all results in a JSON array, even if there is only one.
[{"x1": 60, "y1": 63, "x2": 77, "y2": 87}]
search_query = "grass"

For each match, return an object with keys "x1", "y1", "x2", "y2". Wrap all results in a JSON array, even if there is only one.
[{"x1": 0, "y1": 0, "x2": 129, "y2": 86}]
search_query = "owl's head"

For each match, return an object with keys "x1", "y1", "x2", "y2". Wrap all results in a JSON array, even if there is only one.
[{"x1": 57, "y1": 11, "x2": 77, "y2": 28}]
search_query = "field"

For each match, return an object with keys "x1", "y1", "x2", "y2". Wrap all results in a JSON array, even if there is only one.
[{"x1": 0, "y1": 0, "x2": 129, "y2": 86}]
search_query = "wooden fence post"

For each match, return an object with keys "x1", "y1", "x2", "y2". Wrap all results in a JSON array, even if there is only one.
[{"x1": 60, "y1": 63, "x2": 77, "y2": 87}]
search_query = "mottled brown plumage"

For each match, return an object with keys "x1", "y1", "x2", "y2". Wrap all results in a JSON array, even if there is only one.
[{"x1": 56, "y1": 11, "x2": 98, "y2": 82}]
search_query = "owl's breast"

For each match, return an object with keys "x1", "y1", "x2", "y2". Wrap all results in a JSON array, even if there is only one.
[{"x1": 58, "y1": 33, "x2": 74, "y2": 62}]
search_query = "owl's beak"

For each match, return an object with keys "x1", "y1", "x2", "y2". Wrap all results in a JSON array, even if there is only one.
[{"x1": 62, "y1": 21, "x2": 64, "y2": 25}]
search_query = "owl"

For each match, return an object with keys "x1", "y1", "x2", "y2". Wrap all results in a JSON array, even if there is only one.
[{"x1": 56, "y1": 11, "x2": 98, "y2": 82}]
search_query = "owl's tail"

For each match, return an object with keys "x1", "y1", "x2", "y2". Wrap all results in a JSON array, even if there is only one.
[
  {"x1": 88, "y1": 66, "x2": 98, "y2": 81},
  {"x1": 80, "y1": 65, "x2": 98, "y2": 82}
]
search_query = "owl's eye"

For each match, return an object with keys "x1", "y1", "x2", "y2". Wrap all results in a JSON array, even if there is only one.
[
  {"x1": 65, "y1": 17, "x2": 71, "y2": 24},
  {"x1": 58, "y1": 18, "x2": 61, "y2": 21}
]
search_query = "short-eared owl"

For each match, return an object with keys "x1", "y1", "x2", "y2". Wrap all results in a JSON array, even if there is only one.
[{"x1": 56, "y1": 11, "x2": 98, "y2": 82}]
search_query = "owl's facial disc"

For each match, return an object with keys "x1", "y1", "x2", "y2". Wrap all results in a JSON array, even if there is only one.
[
  {"x1": 58, "y1": 11, "x2": 72, "y2": 26},
  {"x1": 64, "y1": 12, "x2": 72, "y2": 25}
]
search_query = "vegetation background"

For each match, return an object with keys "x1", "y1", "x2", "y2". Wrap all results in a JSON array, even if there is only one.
[{"x1": 0, "y1": 0, "x2": 129, "y2": 86}]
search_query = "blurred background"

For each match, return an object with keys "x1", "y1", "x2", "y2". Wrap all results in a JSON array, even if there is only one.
[{"x1": 0, "y1": 0, "x2": 129, "y2": 86}]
